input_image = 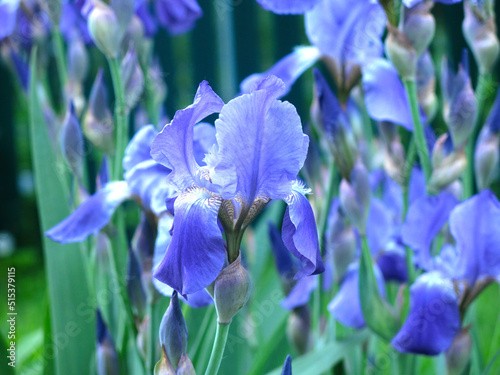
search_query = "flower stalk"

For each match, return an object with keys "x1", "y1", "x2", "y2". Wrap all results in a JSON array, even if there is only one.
[{"x1": 204, "y1": 322, "x2": 230, "y2": 375}]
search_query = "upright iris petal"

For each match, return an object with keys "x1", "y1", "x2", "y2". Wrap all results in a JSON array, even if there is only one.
[
  {"x1": 450, "y1": 189, "x2": 500, "y2": 285},
  {"x1": 305, "y1": 0, "x2": 385, "y2": 68},
  {"x1": 151, "y1": 81, "x2": 224, "y2": 191},
  {"x1": 391, "y1": 272, "x2": 460, "y2": 355},
  {"x1": 240, "y1": 47, "x2": 321, "y2": 96},
  {"x1": 213, "y1": 76, "x2": 308, "y2": 205},
  {"x1": 154, "y1": 0, "x2": 202, "y2": 35},
  {"x1": 0, "y1": 0, "x2": 20, "y2": 40},
  {"x1": 401, "y1": 192, "x2": 458, "y2": 270},
  {"x1": 282, "y1": 182, "x2": 325, "y2": 278},
  {"x1": 154, "y1": 187, "x2": 225, "y2": 295}
]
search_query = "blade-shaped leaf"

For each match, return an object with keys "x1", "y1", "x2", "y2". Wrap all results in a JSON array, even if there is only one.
[{"x1": 29, "y1": 48, "x2": 95, "y2": 374}]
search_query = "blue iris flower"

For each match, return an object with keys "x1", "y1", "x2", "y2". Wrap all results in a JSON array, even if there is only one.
[
  {"x1": 151, "y1": 76, "x2": 324, "y2": 296},
  {"x1": 241, "y1": 0, "x2": 386, "y2": 97},
  {"x1": 393, "y1": 189, "x2": 500, "y2": 355}
]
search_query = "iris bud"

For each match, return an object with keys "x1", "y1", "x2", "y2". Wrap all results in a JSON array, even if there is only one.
[
  {"x1": 462, "y1": 0, "x2": 499, "y2": 74},
  {"x1": 83, "y1": 69, "x2": 114, "y2": 153},
  {"x1": 384, "y1": 139, "x2": 406, "y2": 185},
  {"x1": 446, "y1": 327, "x2": 472, "y2": 375},
  {"x1": 417, "y1": 51, "x2": 438, "y2": 121},
  {"x1": 159, "y1": 292, "x2": 188, "y2": 370},
  {"x1": 385, "y1": 24, "x2": 417, "y2": 80},
  {"x1": 429, "y1": 134, "x2": 467, "y2": 193},
  {"x1": 286, "y1": 306, "x2": 311, "y2": 355},
  {"x1": 403, "y1": 1, "x2": 435, "y2": 57},
  {"x1": 441, "y1": 53, "x2": 477, "y2": 149},
  {"x1": 327, "y1": 220, "x2": 357, "y2": 283},
  {"x1": 121, "y1": 46, "x2": 145, "y2": 113},
  {"x1": 475, "y1": 121, "x2": 499, "y2": 190},
  {"x1": 127, "y1": 248, "x2": 146, "y2": 318},
  {"x1": 175, "y1": 355, "x2": 196, "y2": 375},
  {"x1": 96, "y1": 310, "x2": 120, "y2": 375},
  {"x1": 209, "y1": 254, "x2": 251, "y2": 324},
  {"x1": 61, "y1": 102, "x2": 84, "y2": 179},
  {"x1": 339, "y1": 162, "x2": 371, "y2": 235},
  {"x1": 88, "y1": 1, "x2": 121, "y2": 58},
  {"x1": 67, "y1": 35, "x2": 89, "y2": 86}
]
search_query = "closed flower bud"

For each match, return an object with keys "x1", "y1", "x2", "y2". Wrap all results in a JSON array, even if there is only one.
[
  {"x1": 441, "y1": 52, "x2": 477, "y2": 149},
  {"x1": 403, "y1": 1, "x2": 435, "y2": 57},
  {"x1": 83, "y1": 69, "x2": 114, "y2": 152},
  {"x1": 446, "y1": 327, "x2": 472, "y2": 375},
  {"x1": 429, "y1": 134, "x2": 467, "y2": 193},
  {"x1": 286, "y1": 306, "x2": 311, "y2": 355},
  {"x1": 210, "y1": 254, "x2": 251, "y2": 324},
  {"x1": 416, "y1": 51, "x2": 438, "y2": 121},
  {"x1": 339, "y1": 162, "x2": 371, "y2": 235},
  {"x1": 96, "y1": 310, "x2": 120, "y2": 375},
  {"x1": 121, "y1": 46, "x2": 145, "y2": 112},
  {"x1": 67, "y1": 35, "x2": 89, "y2": 86},
  {"x1": 384, "y1": 139, "x2": 406, "y2": 185},
  {"x1": 462, "y1": 0, "x2": 499, "y2": 74},
  {"x1": 61, "y1": 102, "x2": 84, "y2": 179},
  {"x1": 159, "y1": 292, "x2": 188, "y2": 370},
  {"x1": 127, "y1": 248, "x2": 146, "y2": 318},
  {"x1": 175, "y1": 354, "x2": 196, "y2": 375},
  {"x1": 88, "y1": 1, "x2": 121, "y2": 58},
  {"x1": 474, "y1": 89, "x2": 500, "y2": 189},
  {"x1": 385, "y1": 24, "x2": 417, "y2": 80},
  {"x1": 327, "y1": 220, "x2": 357, "y2": 283}
]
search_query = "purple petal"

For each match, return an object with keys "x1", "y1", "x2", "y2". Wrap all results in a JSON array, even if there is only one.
[
  {"x1": 282, "y1": 182, "x2": 324, "y2": 279},
  {"x1": 328, "y1": 263, "x2": 386, "y2": 329},
  {"x1": 269, "y1": 222, "x2": 297, "y2": 280},
  {"x1": 193, "y1": 123, "x2": 217, "y2": 166},
  {"x1": 391, "y1": 272, "x2": 460, "y2": 355},
  {"x1": 305, "y1": 0, "x2": 385, "y2": 66},
  {"x1": 0, "y1": 0, "x2": 19, "y2": 40},
  {"x1": 409, "y1": 167, "x2": 426, "y2": 204},
  {"x1": 123, "y1": 125, "x2": 157, "y2": 172},
  {"x1": 376, "y1": 241, "x2": 408, "y2": 283},
  {"x1": 450, "y1": 189, "x2": 500, "y2": 285},
  {"x1": 61, "y1": 102, "x2": 84, "y2": 178},
  {"x1": 240, "y1": 47, "x2": 321, "y2": 97},
  {"x1": 153, "y1": 187, "x2": 225, "y2": 295},
  {"x1": 154, "y1": 0, "x2": 202, "y2": 35},
  {"x1": 433, "y1": 244, "x2": 459, "y2": 279},
  {"x1": 363, "y1": 59, "x2": 413, "y2": 130},
  {"x1": 135, "y1": 0, "x2": 157, "y2": 37},
  {"x1": 401, "y1": 192, "x2": 458, "y2": 270},
  {"x1": 46, "y1": 181, "x2": 132, "y2": 243},
  {"x1": 151, "y1": 81, "x2": 224, "y2": 191},
  {"x1": 214, "y1": 76, "x2": 308, "y2": 204},
  {"x1": 281, "y1": 355, "x2": 292, "y2": 375},
  {"x1": 366, "y1": 198, "x2": 393, "y2": 256},
  {"x1": 256, "y1": 0, "x2": 320, "y2": 14},
  {"x1": 404, "y1": 0, "x2": 462, "y2": 7},
  {"x1": 153, "y1": 214, "x2": 213, "y2": 307},
  {"x1": 282, "y1": 276, "x2": 317, "y2": 310}
]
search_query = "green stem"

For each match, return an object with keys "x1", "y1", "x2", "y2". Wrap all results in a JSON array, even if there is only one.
[
  {"x1": 464, "y1": 73, "x2": 492, "y2": 199},
  {"x1": 53, "y1": 28, "x2": 68, "y2": 103},
  {"x1": 403, "y1": 79, "x2": 432, "y2": 188},
  {"x1": 108, "y1": 57, "x2": 128, "y2": 181},
  {"x1": 204, "y1": 322, "x2": 231, "y2": 375}
]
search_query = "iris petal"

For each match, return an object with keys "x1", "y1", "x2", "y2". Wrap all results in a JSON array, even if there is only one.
[
  {"x1": 328, "y1": 263, "x2": 386, "y2": 329},
  {"x1": 0, "y1": 0, "x2": 19, "y2": 40},
  {"x1": 256, "y1": 0, "x2": 320, "y2": 14},
  {"x1": 282, "y1": 276, "x2": 317, "y2": 310},
  {"x1": 391, "y1": 272, "x2": 460, "y2": 355},
  {"x1": 240, "y1": 47, "x2": 321, "y2": 97},
  {"x1": 282, "y1": 182, "x2": 324, "y2": 279},
  {"x1": 363, "y1": 59, "x2": 414, "y2": 130},
  {"x1": 451, "y1": 189, "x2": 500, "y2": 285},
  {"x1": 401, "y1": 192, "x2": 458, "y2": 270},
  {"x1": 214, "y1": 76, "x2": 308, "y2": 205},
  {"x1": 151, "y1": 81, "x2": 224, "y2": 191},
  {"x1": 123, "y1": 125, "x2": 158, "y2": 172},
  {"x1": 46, "y1": 181, "x2": 132, "y2": 243},
  {"x1": 153, "y1": 187, "x2": 225, "y2": 295}
]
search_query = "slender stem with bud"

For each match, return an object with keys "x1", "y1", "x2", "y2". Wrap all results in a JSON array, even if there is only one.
[
  {"x1": 108, "y1": 57, "x2": 128, "y2": 181},
  {"x1": 464, "y1": 73, "x2": 492, "y2": 198},
  {"x1": 204, "y1": 322, "x2": 231, "y2": 375},
  {"x1": 403, "y1": 79, "x2": 432, "y2": 189}
]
